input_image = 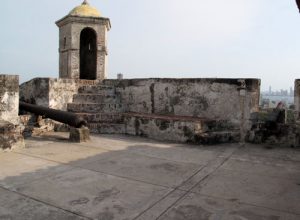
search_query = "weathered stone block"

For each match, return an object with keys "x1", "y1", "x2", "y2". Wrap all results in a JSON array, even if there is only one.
[
  {"x1": 0, "y1": 75, "x2": 19, "y2": 124},
  {"x1": 0, "y1": 120, "x2": 24, "y2": 151},
  {"x1": 69, "y1": 126, "x2": 90, "y2": 142}
]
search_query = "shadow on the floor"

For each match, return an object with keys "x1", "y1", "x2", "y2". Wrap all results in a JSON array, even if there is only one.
[{"x1": 1, "y1": 132, "x2": 299, "y2": 220}]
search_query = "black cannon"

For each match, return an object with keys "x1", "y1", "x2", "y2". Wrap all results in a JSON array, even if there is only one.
[{"x1": 19, "y1": 102, "x2": 87, "y2": 128}]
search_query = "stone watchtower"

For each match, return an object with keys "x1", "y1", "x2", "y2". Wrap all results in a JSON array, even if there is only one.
[{"x1": 56, "y1": 0, "x2": 111, "y2": 80}]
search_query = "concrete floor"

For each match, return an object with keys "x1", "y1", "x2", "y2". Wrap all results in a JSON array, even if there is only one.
[{"x1": 0, "y1": 132, "x2": 300, "y2": 220}]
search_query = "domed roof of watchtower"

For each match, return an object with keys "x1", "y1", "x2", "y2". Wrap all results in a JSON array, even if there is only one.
[{"x1": 69, "y1": 0, "x2": 101, "y2": 18}]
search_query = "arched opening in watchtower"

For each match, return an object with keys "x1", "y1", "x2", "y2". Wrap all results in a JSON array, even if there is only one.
[{"x1": 80, "y1": 28, "x2": 97, "y2": 80}]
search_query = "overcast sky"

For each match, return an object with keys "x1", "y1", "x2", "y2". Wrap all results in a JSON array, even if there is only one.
[{"x1": 0, "y1": 0, "x2": 299, "y2": 91}]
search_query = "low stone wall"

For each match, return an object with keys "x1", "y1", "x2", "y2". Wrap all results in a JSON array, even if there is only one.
[
  {"x1": 20, "y1": 77, "x2": 260, "y2": 143},
  {"x1": 0, "y1": 75, "x2": 20, "y2": 124},
  {"x1": 0, "y1": 74, "x2": 24, "y2": 150},
  {"x1": 20, "y1": 78, "x2": 99, "y2": 110},
  {"x1": 105, "y1": 78, "x2": 260, "y2": 138},
  {"x1": 124, "y1": 113, "x2": 240, "y2": 144}
]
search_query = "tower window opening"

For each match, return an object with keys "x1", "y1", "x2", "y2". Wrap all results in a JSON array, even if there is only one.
[
  {"x1": 63, "y1": 37, "x2": 66, "y2": 49},
  {"x1": 80, "y1": 27, "x2": 97, "y2": 80}
]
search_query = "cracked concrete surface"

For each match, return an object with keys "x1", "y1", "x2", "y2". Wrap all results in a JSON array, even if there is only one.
[{"x1": 0, "y1": 132, "x2": 300, "y2": 220}]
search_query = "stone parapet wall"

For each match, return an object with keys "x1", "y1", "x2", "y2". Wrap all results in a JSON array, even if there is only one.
[
  {"x1": 0, "y1": 74, "x2": 24, "y2": 150},
  {"x1": 20, "y1": 78, "x2": 99, "y2": 110},
  {"x1": 20, "y1": 77, "x2": 260, "y2": 143},
  {"x1": 104, "y1": 78, "x2": 260, "y2": 126},
  {"x1": 123, "y1": 112, "x2": 240, "y2": 144},
  {"x1": 48, "y1": 79, "x2": 81, "y2": 110},
  {"x1": 100, "y1": 78, "x2": 261, "y2": 142},
  {"x1": 19, "y1": 78, "x2": 50, "y2": 107},
  {"x1": 0, "y1": 75, "x2": 19, "y2": 124}
]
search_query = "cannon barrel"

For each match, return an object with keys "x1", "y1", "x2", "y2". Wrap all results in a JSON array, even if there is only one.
[{"x1": 19, "y1": 102, "x2": 87, "y2": 128}]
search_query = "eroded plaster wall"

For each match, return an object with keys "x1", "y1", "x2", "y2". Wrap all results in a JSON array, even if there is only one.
[
  {"x1": 20, "y1": 78, "x2": 81, "y2": 110},
  {"x1": 106, "y1": 78, "x2": 260, "y2": 126},
  {"x1": 0, "y1": 75, "x2": 19, "y2": 124},
  {"x1": 21, "y1": 77, "x2": 260, "y2": 122},
  {"x1": 20, "y1": 78, "x2": 50, "y2": 107},
  {"x1": 0, "y1": 75, "x2": 24, "y2": 150},
  {"x1": 20, "y1": 78, "x2": 101, "y2": 110},
  {"x1": 19, "y1": 77, "x2": 260, "y2": 143},
  {"x1": 48, "y1": 79, "x2": 81, "y2": 110}
]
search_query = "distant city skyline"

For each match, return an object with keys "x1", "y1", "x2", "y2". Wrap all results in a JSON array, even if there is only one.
[
  {"x1": 0, "y1": 0, "x2": 300, "y2": 91},
  {"x1": 262, "y1": 85, "x2": 294, "y2": 97}
]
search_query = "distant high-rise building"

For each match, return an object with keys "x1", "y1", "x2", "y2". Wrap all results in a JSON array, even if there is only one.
[{"x1": 269, "y1": 86, "x2": 272, "y2": 94}]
